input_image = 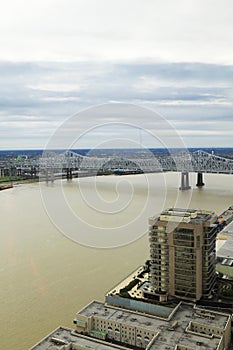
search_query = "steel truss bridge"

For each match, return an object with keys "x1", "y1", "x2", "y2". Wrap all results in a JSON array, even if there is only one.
[{"x1": 1, "y1": 150, "x2": 233, "y2": 190}]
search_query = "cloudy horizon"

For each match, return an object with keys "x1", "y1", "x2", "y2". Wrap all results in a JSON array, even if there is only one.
[{"x1": 0, "y1": 0, "x2": 232, "y2": 149}]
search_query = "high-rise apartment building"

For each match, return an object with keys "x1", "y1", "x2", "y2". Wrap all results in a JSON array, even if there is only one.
[{"x1": 147, "y1": 208, "x2": 218, "y2": 301}]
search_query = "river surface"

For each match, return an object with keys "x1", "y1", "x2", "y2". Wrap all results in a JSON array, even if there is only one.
[{"x1": 1, "y1": 172, "x2": 233, "y2": 350}]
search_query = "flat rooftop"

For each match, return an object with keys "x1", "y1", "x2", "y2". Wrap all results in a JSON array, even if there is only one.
[
  {"x1": 150, "y1": 328, "x2": 221, "y2": 350},
  {"x1": 78, "y1": 301, "x2": 229, "y2": 348},
  {"x1": 217, "y1": 236, "x2": 233, "y2": 259},
  {"x1": 217, "y1": 220, "x2": 233, "y2": 259},
  {"x1": 150, "y1": 208, "x2": 217, "y2": 225},
  {"x1": 174, "y1": 303, "x2": 228, "y2": 330},
  {"x1": 29, "y1": 326, "x2": 128, "y2": 350},
  {"x1": 222, "y1": 220, "x2": 233, "y2": 235},
  {"x1": 78, "y1": 300, "x2": 170, "y2": 331},
  {"x1": 79, "y1": 301, "x2": 229, "y2": 330}
]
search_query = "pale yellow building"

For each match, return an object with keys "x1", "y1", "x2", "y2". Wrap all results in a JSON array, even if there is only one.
[{"x1": 73, "y1": 300, "x2": 231, "y2": 350}]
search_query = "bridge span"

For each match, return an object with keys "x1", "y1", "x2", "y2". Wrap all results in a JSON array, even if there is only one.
[
  {"x1": 39, "y1": 149, "x2": 233, "y2": 189},
  {"x1": 1, "y1": 150, "x2": 233, "y2": 190}
]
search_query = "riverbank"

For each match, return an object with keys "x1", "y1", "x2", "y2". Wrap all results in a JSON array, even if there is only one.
[
  {"x1": 0, "y1": 177, "x2": 39, "y2": 186},
  {"x1": 0, "y1": 184, "x2": 13, "y2": 190}
]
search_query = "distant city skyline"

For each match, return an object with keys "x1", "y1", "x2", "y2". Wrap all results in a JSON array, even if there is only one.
[{"x1": 0, "y1": 0, "x2": 232, "y2": 149}]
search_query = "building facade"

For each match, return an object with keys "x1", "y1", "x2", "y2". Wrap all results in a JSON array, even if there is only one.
[
  {"x1": 73, "y1": 300, "x2": 231, "y2": 350},
  {"x1": 148, "y1": 208, "x2": 218, "y2": 301},
  {"x1": 29, "y1": 301, "x2": 232, "y2": 350}
]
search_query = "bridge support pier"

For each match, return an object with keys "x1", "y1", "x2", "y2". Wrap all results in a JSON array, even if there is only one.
[
  {"x1": 179, "y1": 171, "x2": 191, "y2": 190},
  {"x1": 30, "y1": 167, "x2": 37, "y2": 179},
  {"x1": 66, "y1": 168, "x2": 73, "y2": 180},
  {"x1": 45, "y1": 169, "x2": 54, "y2": 183},
  {"x1": 196, "y1": 172, "x2": 205, "y2": 187}
]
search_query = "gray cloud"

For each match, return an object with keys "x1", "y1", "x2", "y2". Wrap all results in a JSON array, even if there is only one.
[{"x1": 0, "y1": 61, "x2": 232, "y2": 149}]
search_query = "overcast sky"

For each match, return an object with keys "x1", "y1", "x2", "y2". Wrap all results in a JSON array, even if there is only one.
[{"x1": 0, "y1": 0, "x2": 232, "y2": 149}]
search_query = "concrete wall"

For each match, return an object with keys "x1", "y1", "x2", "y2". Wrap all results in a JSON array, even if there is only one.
[{"x1": 105, "y1": 295, "x2": 173, "y2": 318}]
